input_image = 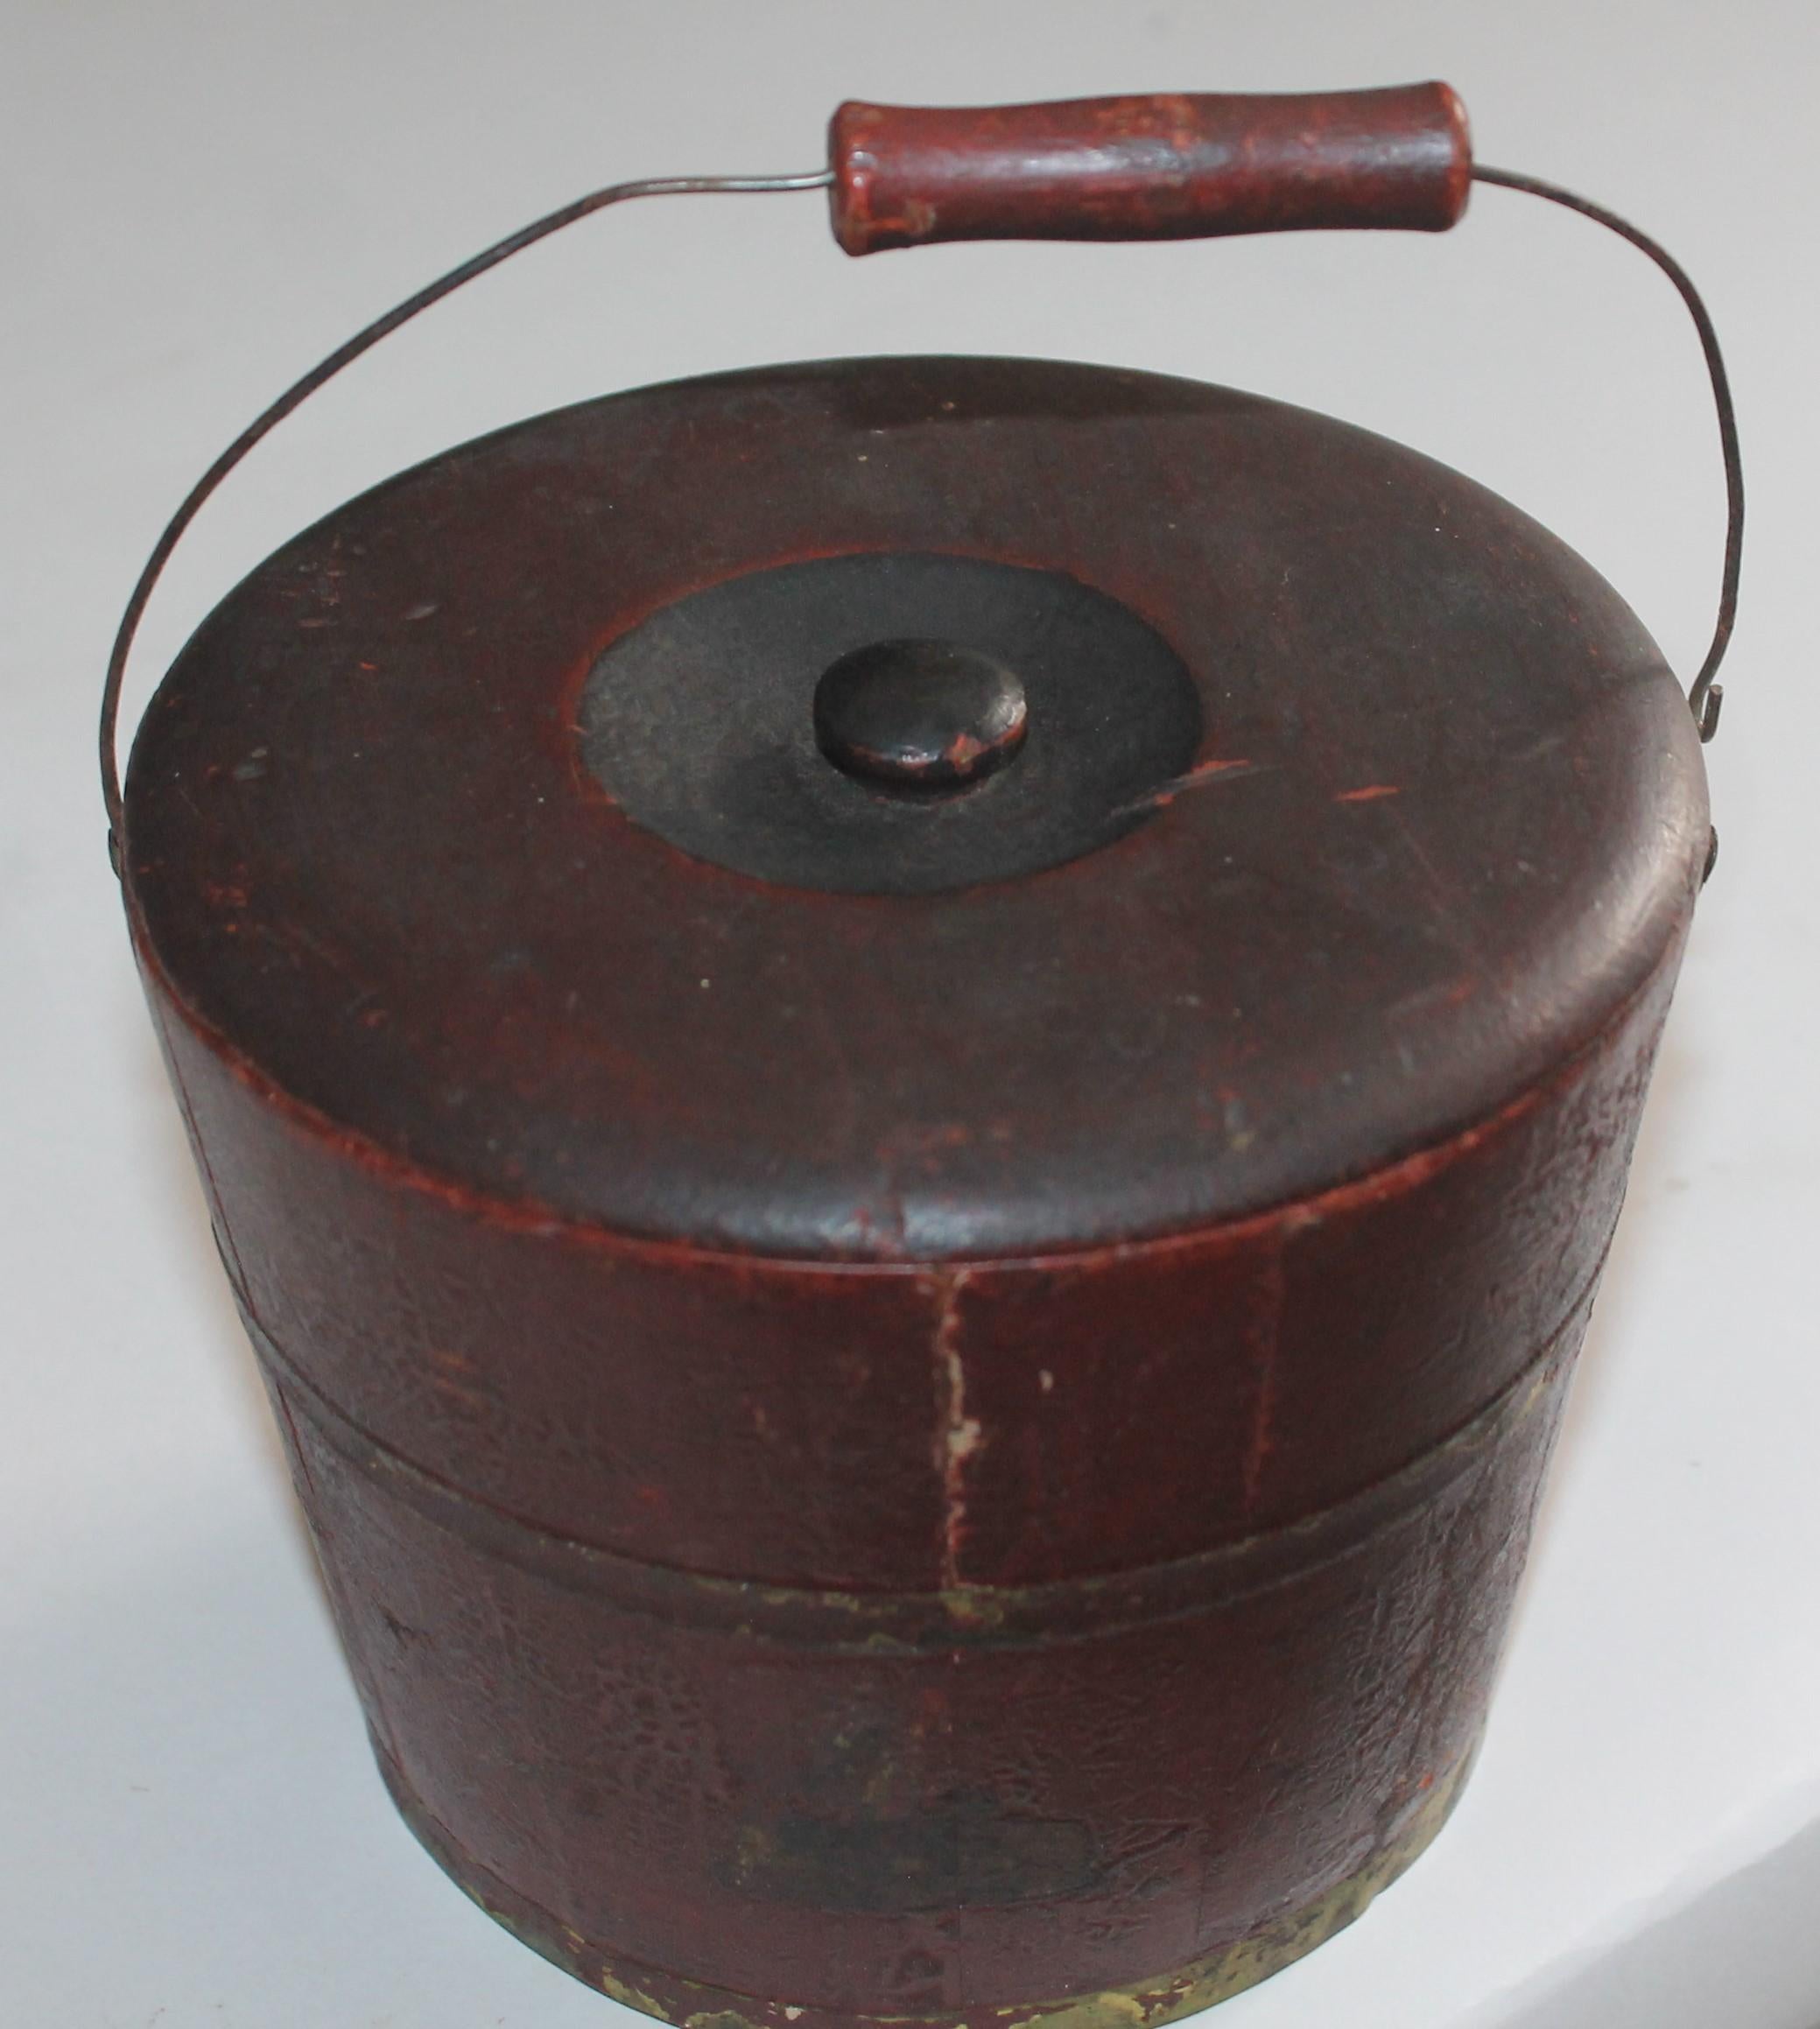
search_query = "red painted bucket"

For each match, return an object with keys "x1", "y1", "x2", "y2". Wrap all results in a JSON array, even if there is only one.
[{"x1": 106, "y1": 84, "x2": 1737, "y2": 2025}]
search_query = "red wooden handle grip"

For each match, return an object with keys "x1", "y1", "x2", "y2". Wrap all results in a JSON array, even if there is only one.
[{"x1": 828, "y1": 84, "x2": 1472, "y2": 256}]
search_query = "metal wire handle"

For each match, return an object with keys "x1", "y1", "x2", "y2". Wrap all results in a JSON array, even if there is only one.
[
  {"x1": 1472, "y1": 165, "x2": 1741, "y2": 745},
  {"x1": 100, "y1": 150, "x2": 1742, "y2": 871}
]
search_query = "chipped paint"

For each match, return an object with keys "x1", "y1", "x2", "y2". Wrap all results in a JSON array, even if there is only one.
[
  {"x1": 603, "y1": 1971, "x2": 676, "y2": 2020},
  {"x1": 1119, "y1": 756, "x2": 1273, "y2": 818},
  {"x1": 936, "y1": 1584, "x2": 1006, "y2": 1631}
]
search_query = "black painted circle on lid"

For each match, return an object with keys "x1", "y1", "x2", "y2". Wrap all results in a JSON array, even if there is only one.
[{"x1": 578, "y1": 552, "x2": 1199, "y2": 895}]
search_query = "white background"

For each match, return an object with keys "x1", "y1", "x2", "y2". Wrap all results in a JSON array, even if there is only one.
[{"x1": 4, "y1": 4, "x2": 1817, "y2": 2025}]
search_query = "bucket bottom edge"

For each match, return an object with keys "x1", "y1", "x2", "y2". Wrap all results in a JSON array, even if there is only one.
[{"x1": 374, "y1": 1732, "x2": 1475, "y2": 2028}]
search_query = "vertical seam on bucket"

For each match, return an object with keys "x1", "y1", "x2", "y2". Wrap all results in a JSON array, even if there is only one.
[
  {"x1": 1240, "y1": 1225, "x2": 1292, "y2": 1521},
  {"x1": 932, "y1": 1267, "x2": 980, "y2": 1590}
]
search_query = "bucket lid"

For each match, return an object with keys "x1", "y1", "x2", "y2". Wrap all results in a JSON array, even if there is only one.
[{"x1": 123, "y1": 355, "x2": 1707, "y2": 1259}]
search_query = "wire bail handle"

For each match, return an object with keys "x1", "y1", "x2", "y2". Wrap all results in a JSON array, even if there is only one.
[{"x1": 101, "y1": 83, "x2": 1740, "y2": 872}]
